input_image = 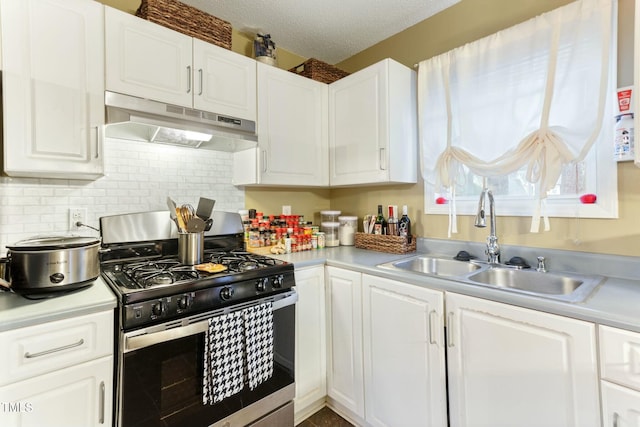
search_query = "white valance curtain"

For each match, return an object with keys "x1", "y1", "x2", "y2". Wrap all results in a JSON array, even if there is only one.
[{"x1": 418, "y1": 0, "x2": 614, "y2": 233}]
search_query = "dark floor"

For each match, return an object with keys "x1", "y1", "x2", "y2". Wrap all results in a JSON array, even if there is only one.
[{"x1": 296, "y1": 406, "x2": 354, "y2": 427}]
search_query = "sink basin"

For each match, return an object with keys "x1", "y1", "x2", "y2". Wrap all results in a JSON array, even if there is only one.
[
  {"x1": 377, "y1": 254, "x2": 603, "y2": 303},
  {"x1": 466, "y1": 267, "x2": 603, "y2": 302},
  {"x1": 378, "y1": 256, "x2": 481, "y2": 277}
]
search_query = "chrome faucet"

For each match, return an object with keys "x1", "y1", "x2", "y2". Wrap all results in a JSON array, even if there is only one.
[{"x1": 475, "y1": 188, "x2": 500, "y2": 264}]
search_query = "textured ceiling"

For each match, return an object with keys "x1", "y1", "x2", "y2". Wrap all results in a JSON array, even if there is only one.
[{"x1": 181, "y1": 0, "x2": 461, "y2": 64}]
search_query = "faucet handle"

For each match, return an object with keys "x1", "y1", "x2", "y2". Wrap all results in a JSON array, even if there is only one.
[{"x1": 536, "y1": 256, "x2": 547, "y2": 273}]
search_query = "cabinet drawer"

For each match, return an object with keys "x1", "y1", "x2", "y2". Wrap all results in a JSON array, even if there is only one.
[
  {"x1": 600, "y1": 325, "x2": 640, "y2": 392},
  {"x1": 0, "y1": 310, "x2": 113, "y2": 386}
]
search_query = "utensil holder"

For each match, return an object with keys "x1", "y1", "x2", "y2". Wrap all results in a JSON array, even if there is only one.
[{"x1": 178, "y1": 232, "x2": 204, "y2": 265}]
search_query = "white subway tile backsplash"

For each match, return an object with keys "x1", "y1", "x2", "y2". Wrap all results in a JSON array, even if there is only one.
[{"x1": 0, "y1": 137, "x2": 245, "y2": 255}]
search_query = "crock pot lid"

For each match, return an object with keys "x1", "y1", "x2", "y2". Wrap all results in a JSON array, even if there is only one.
[{"x1": 8, "y1": 236, "x2": 100, "y2": 250}]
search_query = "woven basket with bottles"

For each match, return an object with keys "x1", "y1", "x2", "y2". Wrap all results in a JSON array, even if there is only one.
[
  {"x1": 288, "y1": 58, "x2": 350, "y2": 84},
  {"x1": 354, "y1": 233, "x2": 416, "y2": 254},
  {"x1": 136, "y1": 0, "x2": 232, "y2": 50}
]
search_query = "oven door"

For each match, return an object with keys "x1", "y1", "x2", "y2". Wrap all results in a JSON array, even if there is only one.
[{"x1": 116, "y1": 290, "x2": 296, "y2": 427}]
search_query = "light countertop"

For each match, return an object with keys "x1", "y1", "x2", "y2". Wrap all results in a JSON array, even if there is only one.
[
  {"x1": 270, "y1": 239, "x2": 640, "y2": 334},
  {"x1": 0, "y1": 276, "x2": 117, "y2": 332}
]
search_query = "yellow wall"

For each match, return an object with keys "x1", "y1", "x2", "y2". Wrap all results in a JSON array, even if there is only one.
[{"x1": 100, "y1": 0, "x2": 640, "y2": 257}]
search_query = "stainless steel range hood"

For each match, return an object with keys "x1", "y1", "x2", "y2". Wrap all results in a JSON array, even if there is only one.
[{"x1": 104, "y1": 91, "x2": 257, "y2": 152}]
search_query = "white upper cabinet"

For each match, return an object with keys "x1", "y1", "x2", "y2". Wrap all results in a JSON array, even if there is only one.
[
  {"x1": 446, "y1": 292, "x2": 600, "y2": 427},
  {"x1": 329, "y1": 58, "x2": 417, "y2": 186},
  {"x1": 105, "y1": 6, "x2": 192, "y2": 107},
  {"x1": 1, "y1": 0, "x2": 104, "y2": 179},
  {"x1": 105, "y1": 6, "x2": 256, "y2": 122},
  {"x1": 233, "y1": 63, "x2": 328, "y2": 186},
  {"x1": 193, "y1": 38, "x2": 256, "y2": 121}
]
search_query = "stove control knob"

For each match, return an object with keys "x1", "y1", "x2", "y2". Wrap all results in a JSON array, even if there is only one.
[
  {"x1": 220, "y1": 287, "x2": 234, "y2": 301},
  {"x1": 256, "y1": 277, "x2": 269, "y2": 292},
  {"x1": 177, "y1": 294, "x2": 192, "y2": 310},
  {"x1": 272, "y1": 274, "x2": 284, "y2": 288},
  {"x1": 151, "y1": 301, "x2": 165, "y2": 317}
]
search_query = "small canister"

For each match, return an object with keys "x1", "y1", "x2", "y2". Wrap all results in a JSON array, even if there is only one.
[
  {"x1": 316, "y1": 232, "x2": 326, "y2": 249},
  {"x1": 321, "y1": 222, "x2": 340, "y2": 247},
  {"x1": 338, "y1": 216, "x2": 358, "y2": 246}
]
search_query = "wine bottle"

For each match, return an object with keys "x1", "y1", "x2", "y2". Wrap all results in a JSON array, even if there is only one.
[
  {"x1": 373, "y1": 205, "x2": 387, "y2": 235},
  {"x1": 387, "y1": 205, "x2": 398, "y2": 236},
  {"x1": 398, "y1": 205, "x2": 411, "y2": 242}
]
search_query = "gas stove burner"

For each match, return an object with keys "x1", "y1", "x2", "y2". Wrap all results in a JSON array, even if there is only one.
[
  {"x1": 122, "y1": 260, "x2": 200, "y2": 288},
  {"x1": 205, "y1": 251, "x2": 280, "y2": 272},
  {"x1": 239, "y1": 260, "x2": 259, "y2": 271}
]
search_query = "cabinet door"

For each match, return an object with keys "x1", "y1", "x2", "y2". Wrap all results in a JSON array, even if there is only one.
[
  {"x1": 256, "y1": 63, "x2": 329, "y2": 186},
  {"x1": 602, "y1": 381, "x2": 640, "y2": 427},
  {"x1": 0, "y1": 356, "x2": 113, "y2": 427},
  {"x1": 193, "y1": 38, "x2": 257, "y2": 121},
  {"x1": 105, "y1": 6, "x2": 192, "y2": 107},
  {"x1": 294, "y1": 266, "x2": 326, "y2": 422},
  {"x1": 329, "y1": 59, "x2": 417, "y2": 186},
  {"x1": 1, "y1": 0, "x2": 104, "y2": 179},
  {"x1": 600, "y1": 325, "x2": 640, "y2": 392},
  {"x1": 446, "y1": 292, "x2": 600, "y2": 427},
  {"x1": 362, "y1": 274, "x2": 447, "y2": 427},
  {"x1": 325, "y1": 266, "x2": 364, "y2": 420}
]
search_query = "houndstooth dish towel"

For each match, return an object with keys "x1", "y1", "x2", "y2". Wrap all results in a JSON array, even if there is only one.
[
  {"x1": 202, "y1": 310, "x2": 245, "y2": 404},
  {"x1": 202, "y1": 302, "x2": 274, "y2": 404},
  {"x1": 244, "y1": 302, "x2": 274, "y2": 390}
]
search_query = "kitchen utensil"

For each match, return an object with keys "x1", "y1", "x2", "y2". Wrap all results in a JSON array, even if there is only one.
[
  {"x1": 167, "y1": 197, "x2": 178, "y2": 221},
  {"x1": 5, "y1": 236, "x2": 100, "y2": 295},
  {"x1": 204, "y1": 218, "x2": 213, "y2": 231},
  {"x1": 187, "y1": 216, "x2": 206, "y2": 233},
  {"x1": 175, "y1": 207, "x2": 187, "y2": 232},
  {"x1": 196, "y1": 197, "x2": 216, "y2": 220},
  {"x1": 180, "y1": 204, "x2": 195, "y2": 229}
]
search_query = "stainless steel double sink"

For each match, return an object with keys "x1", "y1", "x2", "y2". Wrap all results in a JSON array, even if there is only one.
[{"x1": 377, "y1": 255, "x2": 604, "y2": 303}]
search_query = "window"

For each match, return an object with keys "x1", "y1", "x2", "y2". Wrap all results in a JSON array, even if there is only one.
[{"x1": 418, "y1": 0, "x2": 618, "y2": 233}]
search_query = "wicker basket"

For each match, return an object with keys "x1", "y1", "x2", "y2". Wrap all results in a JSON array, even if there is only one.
[
  {"x1": 354, "y1": 233, "x2": 416, "y2": 254},
  {"x1": 136, "y1": 0, "x2": 232, "y2": 50},
  {"x1": 289, "y1": 58, "x2": 350, "y2": 84}
]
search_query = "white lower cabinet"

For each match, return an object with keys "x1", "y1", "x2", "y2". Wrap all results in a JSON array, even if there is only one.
[
  {"x1": 0, "y1": 356, "x2": 113, "y2": 427},
  {"x1": 600, "y1": 325, "x2": 640, "y2": 426},
  {"x1": 0, "y1": 310, "x2": 114, "y2": 427},
  {"x1": 362, "y1": 274, "x2": 447, "y2": 427},
  {"x1": 446, "y1": 292, "x2": 600, "y2": 427},
  {"x1": 325, "y1": 267, "x2": 446, "y2": 427},
  {"x1": 601, "y1": 381, "x2": 640, "y2": 427},
  {"x1": 294, "y1": 266, "x2": 327, "y2": 423},
  {"x1": 325, "y1": 266, "x2": 365, "y2": 422}
]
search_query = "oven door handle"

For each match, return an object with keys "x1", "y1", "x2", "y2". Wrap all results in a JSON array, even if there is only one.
[
  {"x1": 124, "y1": 291, "x2": 298, "y2": 352},
  {"x1": 124, "y1": 320, "x2": 208, "y2": 352}
]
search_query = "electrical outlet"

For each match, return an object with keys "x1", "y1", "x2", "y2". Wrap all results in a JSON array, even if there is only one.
[
  {"x1": 282, "y1": 205, "x2": 292, "y2": 215},
  {"x1": 69, "y1": 208, "x2": 87, "y2": 231}
]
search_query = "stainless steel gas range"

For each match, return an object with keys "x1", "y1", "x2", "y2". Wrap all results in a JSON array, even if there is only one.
[{"x1": 99, "y1": 210, "x2": 296, "y2": 427}]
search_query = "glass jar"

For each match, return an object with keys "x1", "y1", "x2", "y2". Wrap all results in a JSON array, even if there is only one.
[
  {"x1": 338, "y1": 216, "x2": 358, "y2": 246},
  {"x1": 321, "y1": 222, "x2": 340, "y2": 247}
]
